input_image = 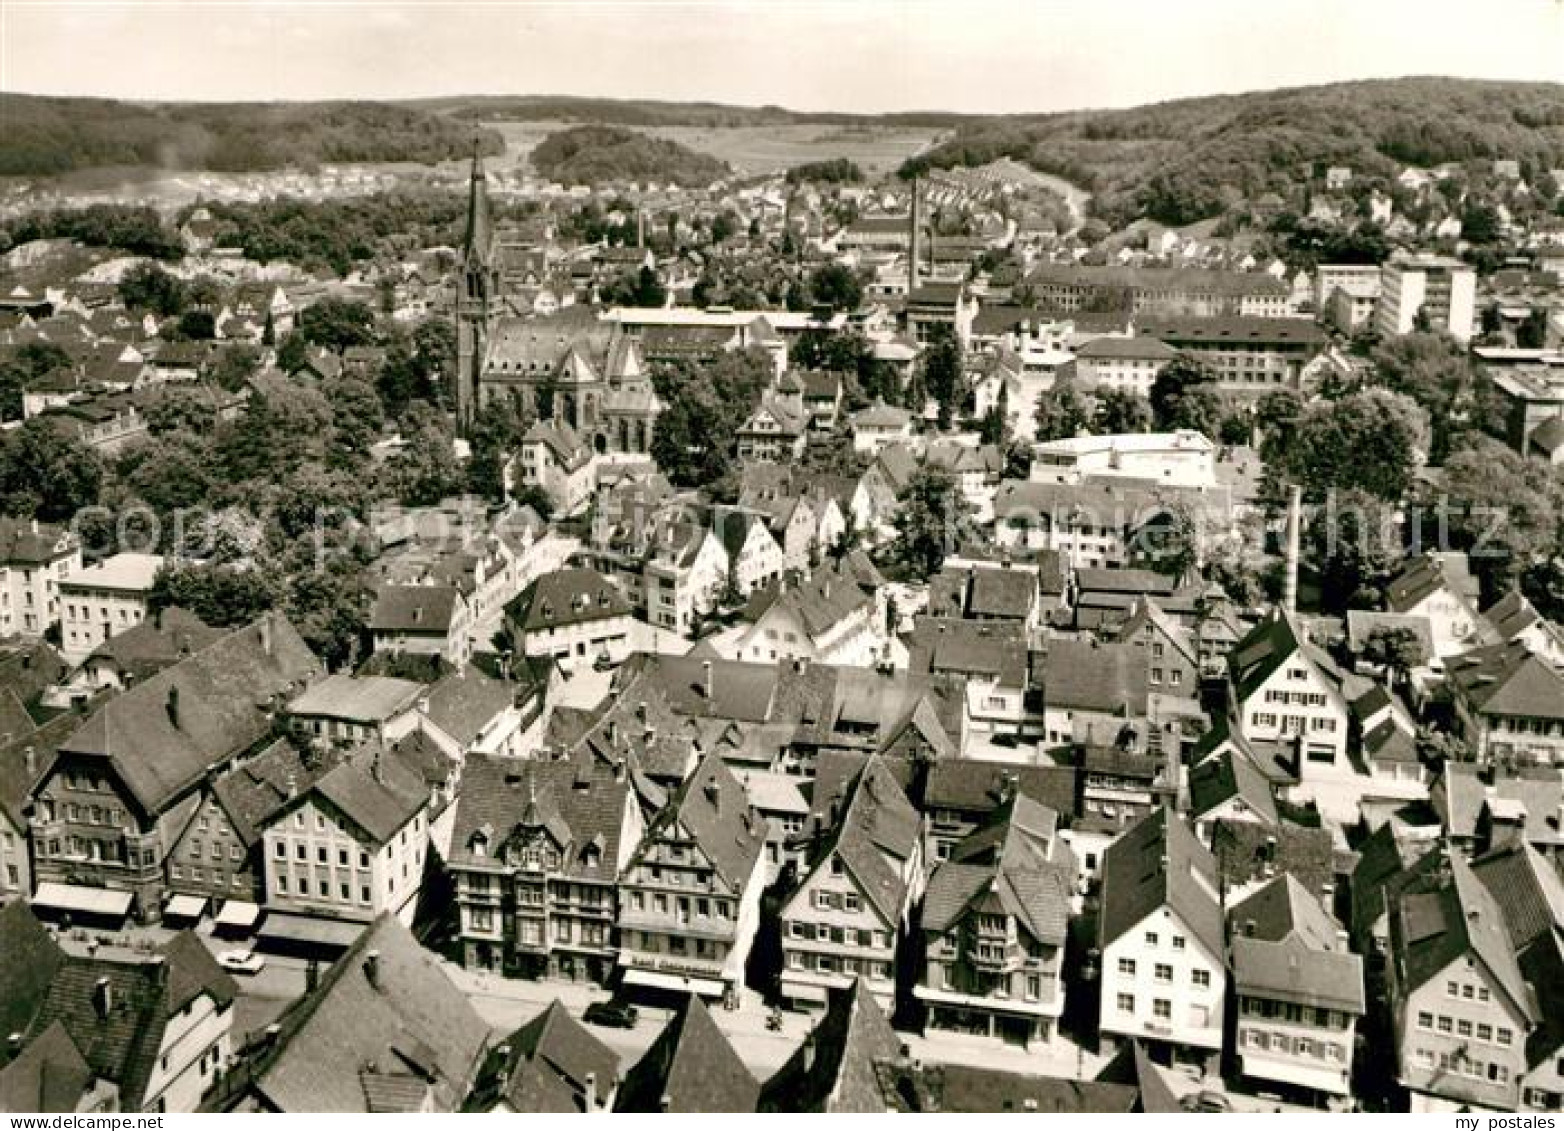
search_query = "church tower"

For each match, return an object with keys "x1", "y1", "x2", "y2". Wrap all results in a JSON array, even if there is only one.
[{"x1": 455, "y1": 147, "x2": 498, "y2": 435}]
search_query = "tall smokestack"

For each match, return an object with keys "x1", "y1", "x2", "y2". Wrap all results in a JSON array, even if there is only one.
[
  {"x1": 1283, "y1": 485, "x2": 1302, "y2": 615},
  {"x1": 908, "y1": 177, "x2": 922, "y2": 293}
]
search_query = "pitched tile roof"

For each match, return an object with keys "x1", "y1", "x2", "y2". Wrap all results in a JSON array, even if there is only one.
[
  {"x1": 1040, "y1": 638, "x2": 1147, "y2": 715},
  {"x1": 614, "y1": 995, "x2": 757, "y2": 1113},
  {"x1": 234, "y1": 914, "x2": 488, "y2": 1112},
  {"x1": 418, "y1": 665, "x2": 515, "y2": 749},
  {"x1": 53, "y1": 613, "x2": 321, "y2": 815},
  {"x1": 876, "y1": 1058, "x2": 1137, "y2": 1113},
  {"x1": 923, "y1": 760, "x2": 1077, "y2": 820},
  {"x1": 795, "y1": 755, "x2": 921, "y2": 926},
  {"x1": 368, "y1": 584, "x2": 461, "y2": 634},
  {"x1": 1188, "y1": 748, "x2": 1278, "y2": 825},
  {"x1": 760, "y1": 980, "x2": 902, "y2": 1113},
  {"x1": 1230, "y1": 932, "x2": 1365, "y2": 1013},
  {"x1": 468, "y1": 1000, "x2": 618, "y2": 1113},
  {"x1": 287, "y1": 673, "x2": 424, "y2": 723},
  {"x1": 635, "y1": 753, "x2": 764, "y2": 894},
  {"x1": 1470, "y1": 841, "x2": 1564, "y2": 954},
  {"x1": 1447, "y1": 640, "x2": 1564, "y2": 720},
  {"x1": 1098, "y1": 808, "x2": 1222, "y2": 959},
  {"x1": 0, "y1": 902, "x2": 67, "y2": 1041},
  {"x1": 447, "y1": 751, "x2": 631, "y2": 883},
  {"x1": 0, "y1": 1020, "x2": 95, "y2": 1113},
  {"x1": 506, "y1": 568, "x2": 632, "y2": 633}
]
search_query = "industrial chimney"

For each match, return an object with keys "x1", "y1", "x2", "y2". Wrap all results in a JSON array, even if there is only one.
[
  {"x1": 1283, "y1": 485, "x2": 1302, "y2": 615},
  {"x1": 908, "y1": 177, "x2": 922, "y2": 294}
]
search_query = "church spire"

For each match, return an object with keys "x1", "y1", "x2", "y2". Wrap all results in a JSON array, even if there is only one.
[{"x1": 463, "y1": 140, "x2": 493, "y2": 265}]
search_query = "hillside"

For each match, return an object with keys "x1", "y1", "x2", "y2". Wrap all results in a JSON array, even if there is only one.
[
  {"x1": 427, "y1": 94, "x2": 974, "y2": 129},
  {"x1": 0, "y1": 94, "x2": 503, "y2": 176},
  {"x1": 901, "y1": 78, "x2": 1564, "y2": 225},
  {"x1": 530, "y1": 124, "x2": 731, "y2": 187}
]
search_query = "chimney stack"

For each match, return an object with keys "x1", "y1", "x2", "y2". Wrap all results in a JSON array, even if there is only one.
[
  {"x1": 1283, "y1": 484, "x2": 1302, "y2": 615},
  {"x1": 23, "y1": 746, "x2": 35, "y2": 778},
  {"x1": 166, "y1": 685, "x2": 181, "y2": 730},
  {"x1": 702, "y1": 660, "x2": 713, "y2": 701},
  {"x1": 585, "y1": 1071, "x2": 598, "y2": 1110},
  {"x1": 659, "y1": 1095, "x2": 672, "y2": 1113},
  {"x1": 364, "y1": 949, "x2": 382, "y2": 989},
  {"x1": 92, "y1": 977, "x2": 112, "y2": 1020},
  {"x1": 6, "y1": 1032, "x2": 21, "y2": 1059},
  {"x1": 259, "y1": 613, "x2": 273, "y2": 657}
]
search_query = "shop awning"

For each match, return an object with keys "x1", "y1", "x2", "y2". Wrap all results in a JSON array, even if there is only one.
[
  {"x1": 781, "y1": 980, "x2": 830, "y2": 1004},
  {"x1": 214, "y1": 900, "x2": 262, "y2": 929},
  {"x1": 164, "y1": 894, "x2": 207, "y2": 920},
  {"x1": 622, "y1": 968, "x2": 726, "y2": 998},
  {"x1": 257, "y1": 912, "x2": 365, "y2": 950},
  {"x1": 31, "y1": 882, "x2": 133, "y2": 919}
]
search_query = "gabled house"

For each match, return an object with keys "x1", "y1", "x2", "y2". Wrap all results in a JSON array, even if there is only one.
[
  {"x1": 0, "y1": 904, "x2": 237, "y2": 1113},
  {"x1": 779, "y1": 756, "x2": 923, "y2": 1012},
  {"x1": 368, "y1": 583, "x2": 472, "y2": 668},
  {"x1": 1387, "y1": 553, "x2": 1492, "y2": 663},
  {"x1": 736, "y1": 391, "x2": 810, "y2": 463},
  {"x1": 1447, "y1": 641, "x2": 1564, "y2": 768},
  {"x1": 517, "y1": 421, "x2": 595, "y2": 517},
  {"x1": 1384, "y1": 850, "x2": 1537, "y2": 1113},
  {"x1": 918, "y1": 793, "x2": 1075, "y2": 1046},
  {"x1": 1039, "y1": 638, "x2": 1149, "y2": 748},
  {"x1": 711, "y1": 506, "x2": 787, "y2": 596},
  {"x1": 641, "y1": 515, "x2": 729, "y2": 634},
  {"x1": 447, "y1": 751, "x2": 640, "y2": 982},
  {"x1": 27, "y1": 614, "x2": 322, "y2": 920},
  {"x1": 1227, "y1": 610, "x2": 1353, "y2": 776},
  {"x1": 616, "y1": 754, "x2": 767, "y2": 1007},
  {"x1": 504, "y1": 567, "x2": 635, "y2": 672},
  {"x1": 1229, "y1": 875, "x2": 1364, "y2": 1100},
  {"x1": 849, "y1": 400, "x2": 915, "y2": 455},
  {"x1": 257, "y1": 740, "x2": 432, "y2": 926},
  {"x1": 731, "y1": 553, "x2": 886, "y2": 668},
  {"x1": 1113, "y1": 597, "x2": 1200, "y2": 700},
  {"x1": 1483, "y1": 590, "x2": 1564, "y2": 669},
  {"x1": 1097, "y1": 808, "x2": 1226, "y2": 1071}
]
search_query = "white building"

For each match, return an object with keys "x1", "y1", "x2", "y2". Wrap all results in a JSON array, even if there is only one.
[
  {"x1": 1376, "y1": 254, "x2": 1477, "y2": 343},
  {"x1": 59, "y1": 552, "x2": 164, "y2": 664},
  {"x1": 0, "y1": 519, "x2": 80, "y2": 639},
  {"x1": 1029, "y1": 430, "x2": 1217, "y2": 489}
]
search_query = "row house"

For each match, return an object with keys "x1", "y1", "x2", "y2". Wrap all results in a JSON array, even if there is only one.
[
  {"x1": 918, "y1": 793, "x2": 1075, "y2": 1046},
  {"x1": 616, "y1": 754, "x2": 767, "y2": 1007},
  {"x1": 517, "y1": 421, "x2": 596, "y2": 516},
  {"x1": 448, "y1": 751, "x2": 641, "y2": 982},
  {"x1": 504, "y1": 567, "x2": 636, "y2": 672},
  {"x1": 0, "y1": 518, "x2": 80, "y2": 639},
  {"x1": 59, "y1": 552, "x2": 163, "y2": 666},
  {"x1": 736, "y1": 389, "x2": 810, "y2": 463},
  {"x1": 1229, "y1": 874, "x2": 1364, "y2": 1102},
  {"x1": 992, "y1": 479, "x2": 1210, "y2": 573},
  {"x1": 259, "y1": 742, "x2": 433, "y2": 927},
  {"x1": 779, "y1": 756, "x2": 923, "y2": 1012},
  {"x1": 28, "y1": 615, "x2": 322, "y2": 920},
  {"x1": 367, "y1": 583, "x2": 473, "y2": 668},
  {"x1": 286, "y1": 673, "x2": 423, "y2": 748},
  {"x1": 1447, "y1": 641, "x2": 1564, "y2": 768},
  {"x1": 921, "y1": 760, "x2": 1078, "y2": 867},
  {"x1": 1385, "y1": 850, "x2": 1536, "y2": 1112},
  {"x1": 1385, "y1": 552, "x2": 1491, "y2": 664},
  {"x1": 905, "y1": 617, "x2": 1036, "y2": 738},
  {"x1": 642, "y1": 518, "x2": 729, "y2": 635},
  {"x1": 0, "y1": 907, "x2": 238, "y2": 1113},
  {"x1": 730, "y1": 553, "x2": 887, "y2": 668},
  {"x1": 1097, "y1": 808, "x2": 1227, "y2": 1072},
  {"x1": 737, "y1": 468, "x2": 844, "y2": 575},
  {"x1": 712, "y1": 507, "x2": 787, "y2": 596}
]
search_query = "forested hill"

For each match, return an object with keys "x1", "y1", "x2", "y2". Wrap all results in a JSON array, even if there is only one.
[
  {"x1": 530, "y1": 125, "x2": 732, "y2": 187},
  {"x1": 900, "y1": 78, "x2": 1564, "y2": 226},
  {"x1": 426, "y1": 94, "x2": 973, "y2": 129},
  {"x1": 0, "y1": 94, "x2": 503, "y2": 176}
]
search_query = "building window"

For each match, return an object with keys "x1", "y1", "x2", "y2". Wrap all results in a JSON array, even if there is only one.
[
  {"x1": 1117, "y1": 993, "x2": 1134, "y2": 1013},
  {"x1": 1192, "y1": 969, "x2": 1210, "y2": 989},
  {"x1": 1118, "y1": 957, "x2": 1136, "y2": 976},
  {"x1": 1171, "y1": 935, "x2": 1185, "y2": 951},
  {"x1": 1153, "y1": 999, "x2": 1171, "y2": 1020},
  {"x1": 1154, "y1": 963, "x2": 1172, "y2": 983},
  {"x1": 1144, "y1": 931, "x2": 1158, "y2": 947},
  {"x1": 1417, "y1": 1011, "x2": 1433, "y2": 1030}
]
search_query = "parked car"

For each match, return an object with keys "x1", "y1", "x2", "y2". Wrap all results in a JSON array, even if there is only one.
[
  {"x1": 1181, "y1": 1091, "x2": 1234, "y2": 1113},
  {"x1": 583, "y1": 1000, "x2": 638, "y2": 1029},
  {"x1": 217, "y1": 949, "x2": 267, "y2": 975}
]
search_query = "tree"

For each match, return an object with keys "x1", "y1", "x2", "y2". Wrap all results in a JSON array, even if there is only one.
[
  {"x1": 297, "y1": 298, "x2": 376, "y2": 351},
  {"x1": 175, "y1": 310, "x2": 216, "y2": 341},
  {"x1": 1517, "y1": 309, "x2": 1550, "y2": 350},
  {"x1": 1279, "y1": 389, "x2": 1429, "y2": 503},
  {"x1": 0, "y1": 422, "x2": 103, "y2": 522},
  {"x1": 117, "y1": 262, "x2": 186, "y2": 317},
  {"x1": 322, "y1": 374, "x2": 384, "y2": 469},
  {"x1": 275, "y1": 332, "x2": 308, "y2": 375},
  {"x1": 206, "y1": 344, "x2": 262, "y2": 393},
  {"x1": 1306, "y1": 487, "x2": 1405, "y2": 611},
  {"x1": 1368, "y1": 331, "x2": 1482, "y2": 460},
  {"x1": 805, "y1": 264, "x2": 863, "y2": 313},
  {"x1": 1255, "y1": 388, "x2": 1305, "y2": 461},
  {"x1": 1427, "y1": 436, "x2": 1563, "y2": 601},
  {"x1": 1094, "y1": 387, "x2": 1152, "y2": 435},
  {"x1": 0, "y1": 342, "x2": 71, "y2": 421},
  {"x1": 380, "y1": 403, "x2": 462, "y2": 506},
  {"x1": 1131, "y1": 497, "x2": 1201, "y2": 584},
  {"x1": 649, "y1": 347, "x2": 774, "y2": 489},
  {"x1": 892, "y1": 464, "x2": 972, "y2": 580},
  {"x1": 1361, "y1": 624, "x2": 1424, "y2": 687},
  {"x1": 1149, "y1": 356, "x2": 1217, "y2": 431},
  {"x1": 261, "y1": 309, "x2": 276, "y2": 347},
  {"x1": 919, "y1": 326, "x2": 963, "y2": 428},
  {"x1": 149, "y1": 563, "x2": 278, "y2": 628},
  {"x1": 1033, "y1": 377, "x2": 1091, "y2": 442},
  {"x1": 978, "y1": 383, "x2": 1010, "y2": 446},
  {"x1": 466, "y1": 397, "x2": 532, "y2": 503}
]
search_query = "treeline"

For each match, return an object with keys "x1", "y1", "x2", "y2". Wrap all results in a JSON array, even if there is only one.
[
  {"x1": 785, "y1": 157, "x2": 864, "y2": 185},
  {"x1": 904, "y1": 77, "x2": 1564, "y2": 226},
  {"x1": 531, "y1": 125, "x2": 730, "y2": 187},
  {"x1": 433, "y1": 94, "x2": 975, "y2": 129},
  {"x1": 3, "y1": 204, "x2": 183, "y2": 259},
  {"x1": 0, "y1": 94, "x2": 503, "y2": 176}
]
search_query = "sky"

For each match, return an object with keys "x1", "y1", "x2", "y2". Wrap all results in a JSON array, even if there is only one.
[{"x1": 1, "y1": 0, "x2": 1561, "y2": 114}]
